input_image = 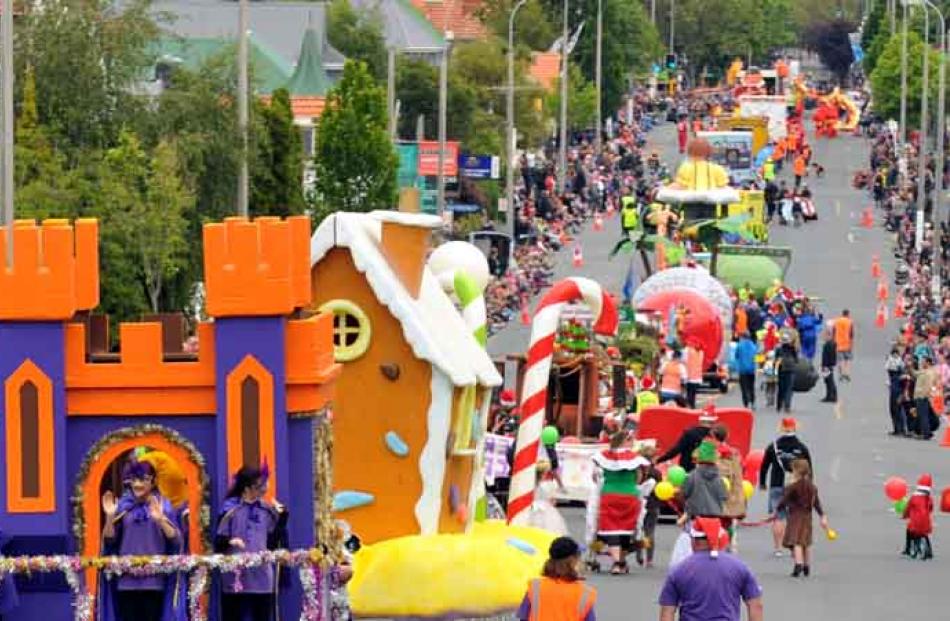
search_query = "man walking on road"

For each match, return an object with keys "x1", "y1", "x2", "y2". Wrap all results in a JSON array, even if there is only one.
[
  {"x1": 833, "y1": 309, "x2": 854, "y2": 381},
  {"x1": 820, "y1": 329, "x2": 837, "y2": 403},
  {"x1": 735, "y1": 332, "x2": 758, "y2": 409},
  {"x1": 759, "y1": 418, "x2": 812, "y2": 557},
  {"x1": 659, "y1": 518, "x2": 763, "y2": 621}
]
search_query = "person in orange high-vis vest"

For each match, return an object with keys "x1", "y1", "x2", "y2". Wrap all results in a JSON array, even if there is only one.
[
  {"x1": 518, "y1": 537, "x2": 597, "y2": 621},
  {"x1": 793, "y1": 153, "x2": 806, "y2": 188},
  {"x1": 684, "y1": 341, "x2": 705, "y2": 409},
  {"x1": 833, "y1": 309, "x2": 854, "y2": 382}
]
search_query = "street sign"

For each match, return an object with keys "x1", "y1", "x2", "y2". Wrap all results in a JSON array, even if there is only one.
[
  {"x1": 396, "y1": 143, "x2": 419, "y2": 188},
  {"x1": 458, "y1": 154, "x2": 500, "y2": 179},
  {"x1": 417, "y1": 140, "x2": 459, "y2": 177}
]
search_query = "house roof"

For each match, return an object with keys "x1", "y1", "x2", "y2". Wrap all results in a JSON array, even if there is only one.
[
  {"x1": 155, "y1": 36, "x2": 293, "y2": 93},
  {"x1": 259, "y1": 94, "x2": 326, "y2": 121},
  {"x1": 153, "y1": 0, "x2": 346, "y2": 71},
  {"x1": 286, "y1": 23, "x2": 333, "y2": 96},
  {"x1": 408, "y1": 0, "x2": 486, "y2": 40},
  {"x1": 530, "y1": 52, "x2": 561, "y2": 91},
  {"x1": 352, "y1": 0, "x2": 445, "y2": 50},
  {"x1": 310, "y1": 211, "x2": 502, "y2": 388}
]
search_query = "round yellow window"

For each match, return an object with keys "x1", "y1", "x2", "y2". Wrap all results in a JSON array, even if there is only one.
[{"x1": 318, "y1": 299, "x2": 372, "y2": 362}]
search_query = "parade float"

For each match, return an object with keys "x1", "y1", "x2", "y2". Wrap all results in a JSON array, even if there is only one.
[
  {"x1": 813, "y1": 87, "x2": 860, "y2": 136},
  {"x1": 0, "y1": 216, "x2": 347, "y2": 621}
]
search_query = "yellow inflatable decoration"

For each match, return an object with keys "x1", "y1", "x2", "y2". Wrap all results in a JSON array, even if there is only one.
[
  {"x1": 349, "y1": 521, "x2": 557, "y2": 618},
  {"x1": 828, "y1": 87, "x2": 860, "y2": 131},
  {"x1": 137, "y1": 450, "x2": 187, "y2": 507}
]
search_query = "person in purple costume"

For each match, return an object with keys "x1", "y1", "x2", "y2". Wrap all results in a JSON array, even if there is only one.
[
  {"x1": 215, "y1": 465, "x2": 288, "y2": 621},
  {"x1": 99, "y1": 459, "x2": 184, "y2": 621}
]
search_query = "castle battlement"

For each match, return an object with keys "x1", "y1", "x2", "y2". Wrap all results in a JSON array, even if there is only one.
[
  {"x1": 0, "y1": 219, "x2": 99, "y2": 320},
  {"x1": 203, "y1": 215, "x2": 312, "y2": 317}
]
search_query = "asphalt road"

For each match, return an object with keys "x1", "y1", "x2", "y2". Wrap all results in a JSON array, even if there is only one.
[{"x1": 488, "y1": 122, "x2": 948, "y2": 621}]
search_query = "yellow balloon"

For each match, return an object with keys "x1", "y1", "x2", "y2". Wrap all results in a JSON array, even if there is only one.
[
  {"x1": 742, "y1": 480, "x2": 755, "y2": 500},
  {"x1": 722, "y1": 477, "x2": 731, "y2": 493},
  {"x1": 655, "y1": 480, "x2": 676, "y2": 501},
  {"x1": 826, "y1": 528, "x2": 838, "y2": 541}
]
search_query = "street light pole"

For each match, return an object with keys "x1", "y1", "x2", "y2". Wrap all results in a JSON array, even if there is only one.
[
  {"x1": 595, "y1": 0, "x2": 603, "y2": 154},
  {"x1": 237, "y1": 0, "x2": 249, "y2": 218},
  {"x1": 669, "y1": 0, "x2": 675, "y2": 53},
  {"x1": 558, "y1": 0, "x2": 569, "y2": 194},
  {"x1": 924, "y1": 0, "x2": 945, "y2": 233},
  {"x1": 900, "y1": 0, "x2": 908, "y2": 147},
  {"x1": 916, "y1": 5, "x2": 930, "y2": 253},
  {"x1": 2, "y1": 0, "x2": 12, "y2": 265},
  {"x1": 437, "y1": 38, "x2": 450, "y2": 216},
  {"x1": 507, "y1": 0, "x2": 528, "y2": 248}
]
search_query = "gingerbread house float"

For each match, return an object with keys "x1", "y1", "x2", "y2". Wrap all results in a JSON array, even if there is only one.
[
  {"x1": 0, "y1": 216, "x2": 340, "y2": 620},
  {"x1": 310, "y1": 211, "x2": 502, "y2": 544}
]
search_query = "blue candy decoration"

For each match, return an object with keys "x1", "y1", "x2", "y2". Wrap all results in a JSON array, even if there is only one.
[
  {"x1": 332, "y1": 491, "x2": 375, "y2": 512},
  {"x1": 506, "y1": 538, "x2": 537, "y2": 555},
  {"x1": 384, "y1": 431, "x2": 410, "y2": 457}
]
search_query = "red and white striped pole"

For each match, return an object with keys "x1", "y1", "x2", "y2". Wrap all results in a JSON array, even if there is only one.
[{"x1": 507, "y1": 277, "x2": 619, "y2": 524}]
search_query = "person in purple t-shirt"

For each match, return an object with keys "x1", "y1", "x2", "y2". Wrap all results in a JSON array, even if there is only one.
[
  {"x1": 101, "y1": 459, "x2": 183, "y2": 621},
  {"x1": 215, "y1": 465, "x2": 289, "y2": 621},
  {"x1": 659, "y1": 518, "x2": 763, "y2": 621}
]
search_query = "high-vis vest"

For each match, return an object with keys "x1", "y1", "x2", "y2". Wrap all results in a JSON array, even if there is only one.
[
  {"x1": 621, "y1": 197, "x2": 639, "y2": 229},
  {"x1": 834, "y1": 317, "x2": 853, "y2": 352},
  {"x1": 527, "y1": 578, "x2": 597, "y2": 621},
  {"x1": 762, "y1": 159, "x2": 775, "y2": 181},
  {"x1": 636, "y1": 390, "x2": 659, "y2": 412}
]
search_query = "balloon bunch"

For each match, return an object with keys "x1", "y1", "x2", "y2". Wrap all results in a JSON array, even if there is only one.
[
  {"x1": 654, "y1": 465, "x2": 687, "y2": 501},
  {"x1": 884, "y1": 476, "x2": 909, "y2": 515}
]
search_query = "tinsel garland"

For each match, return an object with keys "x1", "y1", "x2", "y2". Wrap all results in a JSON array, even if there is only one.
[{"x1": 0, "y1": 549, "x2": 335, "y2": 621}]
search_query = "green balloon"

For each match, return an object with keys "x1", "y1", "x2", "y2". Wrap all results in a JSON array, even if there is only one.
[
  {"x1": 667, "y1": 465, "x2": 688, "y2": 487},
  {"x1": 541, "y1": 426, "x2": 560, "y2": 446},
  {"x1": 894, "y1": 498, "x2": 908, "y2": 514}
]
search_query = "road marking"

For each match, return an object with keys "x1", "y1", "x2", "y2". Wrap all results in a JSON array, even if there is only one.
[
  {"x1": 835, "y1": 401, "x2": 844, "y2": 419},
  {"x1": 829, "y1": 456, "x2": 841, "y2": 482},
  {"x1": 836, "y1": 200, "x2": 841, "y2": 216},
  {"x1": 847, "y1": 232, "x2": 855, "y2": 243}
]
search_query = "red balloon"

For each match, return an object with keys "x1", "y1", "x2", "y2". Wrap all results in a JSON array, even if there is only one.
[
  {"x1": 639, "y1": 288, "x2": 723, "y2": 368},
  {"x1": 884, "y1": 476, "x2": 908, "y2": 502},
  {"x1": 742, "y1": 449, "x2": 765, "y2": 484}
]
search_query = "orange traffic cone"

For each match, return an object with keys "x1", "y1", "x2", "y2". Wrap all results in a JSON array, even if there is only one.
[
  {"x1": 895, "y1": 291, "x2": 906, "y2": 318},
  {"x1": 520, "y1": 302, "x2": 531, "y2": 326},
  {"x1": 593, "y1": 214, "x2": 604, "y2": 232},
  {"x1": 875, "y1": 302, "x2": 888, "y2": 328},
  {"x1": 940, "y1": 419, "x2": 950, "y2": 448},
  {"x1": 573, "y1": 243, "x2": 584, "y2": 268},
  {"x1": 871, "y1": 254, "x2": 881, "y2": 279},
  {"x1": 861, "y1": 207, "x2": 874, "y2": 229},
  {"x1": 877, "y1": 279, "x2": 889, "y2": 301}
]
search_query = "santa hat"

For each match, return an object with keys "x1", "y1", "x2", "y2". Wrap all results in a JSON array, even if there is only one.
[
  {"x1": 917, "y1": 473, "x2": 933, "y2": 493},
  {"x1": 699, "y1": 403, "x2": 718, "y2": 424},
  {"x1": 780, "y1": 417, "x2": 797, "y2": 432},
  {"x1": 690, "y1": 517, "x2": 729, "y2": 558},
  {"x1": 640, "y1": 376, "x2": 655, "y2": 391},
  {"x1": 499, "y1": 389, "x2": 517, "y2": 408}
]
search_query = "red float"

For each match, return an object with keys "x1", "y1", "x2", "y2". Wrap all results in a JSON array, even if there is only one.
[
  {"x1": 639, "y1": 287, "x2": 723, "y2": 368},
  {"x1": 743, "y1": 449, "x2": 765, "y2": 484}
]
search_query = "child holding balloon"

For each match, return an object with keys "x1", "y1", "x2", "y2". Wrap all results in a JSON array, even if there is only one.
[
  {"x1": 774, "y1": 459, "x2": 829, "y2": 577},
  {"x1": 901, "y1": 474, "x2": 934, "y2": 560}
]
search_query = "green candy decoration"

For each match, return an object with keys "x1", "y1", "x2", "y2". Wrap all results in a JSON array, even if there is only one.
[
  {"x1": 893, "y1": 498, "x2": 908, "y2": 515},
  {"x1": 541, "y1": 426, "x2": 560, "y2": 446},
  {"x1": 667, "y1": 465, "x2": 687, "y2": 487}
]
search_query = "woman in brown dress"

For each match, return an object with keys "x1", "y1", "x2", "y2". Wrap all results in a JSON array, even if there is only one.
[{"x1": 775, "y1": 459, "x2": 828, "y2": 577}]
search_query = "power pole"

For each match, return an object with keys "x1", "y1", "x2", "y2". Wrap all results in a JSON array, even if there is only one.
[
  {"x1": 2, "y1": 0, "x2": 13, "y2": 265},
  {"x1": 237, "y1": 0, "x2": 250, "y2": 218},
  {"x1": 558, "y1": 0, "x2": 569, "y2": 193},
  {"x1": 916, "y1": 6, "x2": 930, "y2": 253},
  {"x1": 900, "y1": 0, "x2": 908, "y2": 147},
  {"x1": 595, "y1": 0, "x2": 603, "y2": 155},
  {"x1": 507, "y1": 0, "x2": 528, "y2": 250},
  {"x1": 437, "y1": 39, "x2": 450, "y2": 216},
  {"x1": 387, "y1": 48, "x2": 397, "y2": 141}
]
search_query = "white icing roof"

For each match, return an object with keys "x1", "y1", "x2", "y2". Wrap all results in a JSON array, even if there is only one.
[{"x1": 311, "y1": 211, "x2": 502, "y2": 388}]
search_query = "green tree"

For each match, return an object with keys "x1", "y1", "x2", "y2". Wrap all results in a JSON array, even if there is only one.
[
  {"x1": 479, "y1": 0, "x2": 557, "y2": 50},
  {"x1": 252, "y1": 88, "x2": 306, "y2": 217},
  {"x1": 870, "y1": 31, "x2": 941, "y2": 129},
  {"x1": 546, "y1": 63, "x2": 597, "y2": 130},
  {"x1": 16, "y1": 0, "x2": 160, "y2": 157},
  {"x1": 327, "y1": 0, "x2": 388, "y2": 81},
  {"x1": 313, "y1": 60, "x2": 397, "y2": 215},
  {"x1": 393, "y1": 56, "x2": 482, "y2": 147}
]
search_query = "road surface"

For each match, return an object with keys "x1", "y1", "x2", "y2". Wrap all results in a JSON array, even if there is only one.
[{"x1": 489, "y1": 122, "x2": 947, "y2": 621}]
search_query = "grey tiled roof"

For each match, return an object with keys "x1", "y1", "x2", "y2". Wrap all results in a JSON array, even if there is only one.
[
  {"x1": 153, "y1": 0, "x2": 345, "y2": 68},
  {"x1": 349, "y1": 0, "x2": 445, "y2": 50}
]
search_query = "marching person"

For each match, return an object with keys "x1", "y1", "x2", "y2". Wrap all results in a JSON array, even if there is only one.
[
  {"x1": 774, "y1": 459, "x2": 829, "y2": 577},
  {"x1": 735, "y1": 331, "x2": 758, "y2": 410},
  {"x1": 759, "y1": 418, "x2": 813, "y2": 558},
  {"x1": 516, "y1": 537, "x2": 597, "y2": 621},
  {"x1": 902, "y1": 474, "x2": 935, "y2": 560},
  {"x1": 820, "y1": 328, "x2": 838, "y2": 403},
  {"x1": 658, "y1": 518, "x2": 764, "y2": 621},
  {"x1": 833, "y1": 309, "x2": 854, "y2": 382}
]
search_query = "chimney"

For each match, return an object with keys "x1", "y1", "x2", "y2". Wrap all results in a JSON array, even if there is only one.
[{"x1": 374, "y1": 213, "x2": 438, "y2": 299}]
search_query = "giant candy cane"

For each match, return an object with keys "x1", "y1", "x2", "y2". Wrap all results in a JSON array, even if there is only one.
[{"x1": 507, "y1": 277, "x2": 619, "y2": 524}]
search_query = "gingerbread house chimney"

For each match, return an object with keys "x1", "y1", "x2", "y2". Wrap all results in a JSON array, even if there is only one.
[{"x1": 372, "y1": 211, "x2": 441, "y2": 299}]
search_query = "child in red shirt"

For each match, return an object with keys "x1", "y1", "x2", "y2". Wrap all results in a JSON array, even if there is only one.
[{"x1": 902, "y1": 474, "x2": 934, "y2": 560}]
